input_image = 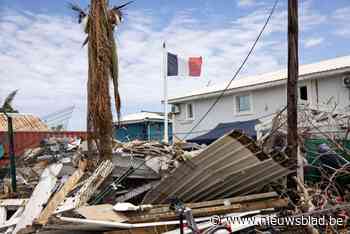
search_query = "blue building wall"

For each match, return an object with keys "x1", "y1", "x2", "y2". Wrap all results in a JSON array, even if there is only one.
[{"x1": 114, "y1": 121, "x2": 172, "y2": 143}]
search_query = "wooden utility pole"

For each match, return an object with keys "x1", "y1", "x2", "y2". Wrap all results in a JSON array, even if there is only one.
[
  {"x1": 6, "y1": 114, "x2": 17, "y2": 192},
  {"x1": 287, "y1": 0, "x2": 299, "y2": 192}
]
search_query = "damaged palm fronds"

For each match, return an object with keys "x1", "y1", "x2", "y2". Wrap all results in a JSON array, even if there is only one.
[{"x1": 70, "y1": 0, "x2": 132, "y2": 161}]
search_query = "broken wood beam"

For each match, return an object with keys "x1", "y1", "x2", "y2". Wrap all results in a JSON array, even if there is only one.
[
  {"x1": 0, "y1": 207, "x2": 7, "y2": 225},
  {"x1": 127, "y1": 197, "x2": 288, "y2": 223},
  {"x1": 76, "y1": 204, "x2": 128, "y2": 222},
  {"x1": 13, "y1": 163, "x2": 63, "y2": 233},
  {"x1": 36, "y1": 160, "x2": 87, "y2": 225},
  {"x1": 4, "y1": 207, "x2": 24, "y2": 234},
  {"x1": 103, "y1": 226, "x2": 174, "y2": 234},
  {"x1": 0, "y1": 199, "x2": 28, "y2": 210},
  {"x1": 147, "y1": 192, "x2": 279, "y2": 214},
  {"x1": 0, "y1": 217, "x2": 20, "y2": 231},
  {"x1": 55, "y1": 160, "x2": 114, "y2": 214}
]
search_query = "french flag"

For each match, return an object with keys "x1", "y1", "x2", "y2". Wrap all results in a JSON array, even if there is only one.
[{"x1": 167, "y1": 52, "x2": 203, "y2": 77}]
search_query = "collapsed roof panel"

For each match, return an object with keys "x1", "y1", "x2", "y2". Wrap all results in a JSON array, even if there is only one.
[{"x1": 143, "y1": 130, "x2": 292, "y2": 204}]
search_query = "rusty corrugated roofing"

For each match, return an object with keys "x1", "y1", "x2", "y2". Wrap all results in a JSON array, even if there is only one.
[{"x1": 0, "y1": 113, "x2": 49, "y2": 132}]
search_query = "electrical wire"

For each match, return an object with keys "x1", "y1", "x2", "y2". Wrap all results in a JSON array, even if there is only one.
[
  {"x1": 181, "y1": 0, "x2": 280, "y2": 141},
  {"x1": 93, "y1": 0, "x2": 283, "y2": 202}
]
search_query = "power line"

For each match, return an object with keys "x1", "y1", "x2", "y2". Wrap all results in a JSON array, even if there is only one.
[
  {"x1": 181, "y1": 0, "x2": 280, "y2": 141},
  {"x1": 84, "y1": 1, "x2": 282, "y2": 201}
]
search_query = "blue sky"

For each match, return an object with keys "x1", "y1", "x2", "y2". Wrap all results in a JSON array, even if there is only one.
[{"x1": 1, "y1": 0, "x2": 350, "y2": 130}]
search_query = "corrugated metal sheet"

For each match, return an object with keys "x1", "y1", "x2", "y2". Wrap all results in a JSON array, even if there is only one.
[
  {"x1": 143, "y1": 130, "x2": 291, "y2": 204},
  {"x1": 0, "y1": 113, "x2": 49, "y2": 132}
]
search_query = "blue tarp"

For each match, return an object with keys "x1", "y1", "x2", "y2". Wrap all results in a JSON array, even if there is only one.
[{"x1": 188, "y1": 119, "x2": 259, "y2": 145}]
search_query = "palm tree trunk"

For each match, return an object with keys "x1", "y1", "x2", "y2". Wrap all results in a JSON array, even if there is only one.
[{"x1": 87, "y1": 0, "x2": 113, "y2": 161}]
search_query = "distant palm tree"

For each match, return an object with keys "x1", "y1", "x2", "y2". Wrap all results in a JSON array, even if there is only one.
[
  {"x1": 71, "y1": 0, "x2": 132, "y2": 161},
  {"x1": 0, "y1": 90, "x2": 19, "y2": 113}
]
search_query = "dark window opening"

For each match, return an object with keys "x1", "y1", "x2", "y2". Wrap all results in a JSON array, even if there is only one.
[
  {"x1": 187, "y1": 103, "x2": 194, "y2": 119},
  {"x1": 300, "y1": 86, "x2": 308, "y2": 101}
]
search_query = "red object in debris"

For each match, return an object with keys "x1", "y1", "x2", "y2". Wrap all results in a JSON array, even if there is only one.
[
  {"x1": 335, "y1": 196, "x2": 343, "y2": 203},
  {"x1": 0, "y1": 131, "x2": 87, "y2": 166}
]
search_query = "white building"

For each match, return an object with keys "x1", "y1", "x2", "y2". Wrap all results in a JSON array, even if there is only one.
[{"x1": 169, "y1": 55, "x2": 350, "y2": 142}]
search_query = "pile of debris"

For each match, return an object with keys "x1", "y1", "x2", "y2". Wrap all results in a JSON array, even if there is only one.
[
  {"x1": 0, "y1": 131, "x2": 293, "y2": 233},
  {"x1": 0, "y1": 121, "x2": 349, "y2": 233},
  {"x1": 1, "y1": 137, "x2": 82, "y2": 198},
  {"x1": 255, "y1": 104, "x2": 350, "y2": 232}
]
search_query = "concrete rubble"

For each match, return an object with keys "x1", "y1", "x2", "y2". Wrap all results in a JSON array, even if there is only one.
[{"x1": 0, "y1": 111, "x2": 349, "y2": 233}]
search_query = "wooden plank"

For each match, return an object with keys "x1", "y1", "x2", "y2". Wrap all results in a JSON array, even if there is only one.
[
  {"x1": 0, "y1": 199, "x2": 28, "y2": 208},
  {"x1": 36, "y1": 160, "x2": 87, "y2": 225},
  {"x1": 0, "y1": 207, "x2": 7, "y2": 225},
  {"x1": 8, "y1": 207, "x2": 24, "y2": 222},
  {"x1": 147, "y1": 192, "x2": 278, "y2": 214},
  {"x1": 75, "y1": 160, "x2": 114, "y2": 207},
  {"x1": 76, "y1": 204, "x2": 128, "y2": 222},
  {"x1": 103, "y1": 226, "x2": 173, "y2": 234},
  {"x1": 13, "y1": 163, "x2": 63, "y2": 234},
  {"x1": 4, "y1": 207, "x2": 24, "y2": 234},
  {"x1": 128, "y1": 198, "x2": 288, "y2": 223},
  {"x1": 55, "y1": 160, "x2": 114, "y2": 214},
  {"x1": 0, "y1": 217, "x2": 19, "y2": 230}
]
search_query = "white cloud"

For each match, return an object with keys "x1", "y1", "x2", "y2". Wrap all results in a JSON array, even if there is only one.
[
  {"x1": 0, "y1": 3, "x2": 327, "y2": 130},
  {"x1": 332, "y1": 7, "x2": 350, "y2": 37},
  {"x1": 238, "y1": 0, "x2": 257, "y2": 7},
  {"x1": 304, "y1": 37, "x2": 324, "y2": 48}
]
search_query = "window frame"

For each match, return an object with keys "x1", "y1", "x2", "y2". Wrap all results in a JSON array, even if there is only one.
[
  {"x1": 185, "y1": 103, "x2": 194, "y2": 120},
  {"x1": 299, "y1": 85, "x2": 308, "y2": 101},
  {"x1": 298, "y1": 85, "x2": 309, "y2": 103},
  {"x1": 234, "y1": 93, "x2": 253, "y2": 116}
]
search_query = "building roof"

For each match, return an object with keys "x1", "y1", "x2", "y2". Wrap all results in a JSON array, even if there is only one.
[
  {"x1": 0, "y1": 113, "x2": 49, "y2": 132},
  {"x1": 169, "y1": 55, "x2": 350, "y2": 103},
  {"x1": 117, "y1": 112, "x2": 169, "y2": 125},
  {"x1": 188, "y1": 119, "x2": 258, "y2": 145}
]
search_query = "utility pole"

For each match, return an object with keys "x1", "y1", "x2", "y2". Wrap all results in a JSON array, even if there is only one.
[
  {"x1": 6, "y1": 114, "x2": 17, "y2": 193},
  {"x1": 287, "y1": 0, "x2": 299, "y2": 192}
]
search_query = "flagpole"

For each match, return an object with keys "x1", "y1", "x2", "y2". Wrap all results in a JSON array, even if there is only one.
[{"x1": 163, "y1": 42, "x2": 169, "y2": 144}]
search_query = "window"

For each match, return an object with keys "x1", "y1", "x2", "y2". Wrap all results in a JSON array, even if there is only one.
[
  {"x1": 299, "y1": 86, "x2": 308, "y2": 101},
  {"x1": 235, "y1": 94, "x2": 251, "y2": 113},
  {"x1": 186, "y1": 103, "x2": 194, "y2": 120}
]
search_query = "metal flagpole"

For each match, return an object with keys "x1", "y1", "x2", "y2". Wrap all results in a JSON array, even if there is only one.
[{"x1": 163, "y1": 42, "x2": 169, "y2": 143}]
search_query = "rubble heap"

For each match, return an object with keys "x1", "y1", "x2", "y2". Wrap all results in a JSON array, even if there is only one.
[{"x1": 0, "y1": 121, "x2": 349, "y2": 233}]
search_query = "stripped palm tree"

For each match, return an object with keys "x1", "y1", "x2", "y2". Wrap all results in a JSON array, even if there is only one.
[
  {"x1": 0, "y1": 90, "x2": 19, "y2": 113},
  {"x1": 70, "y1": 0, "x2": 132, "y2": 161}
]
